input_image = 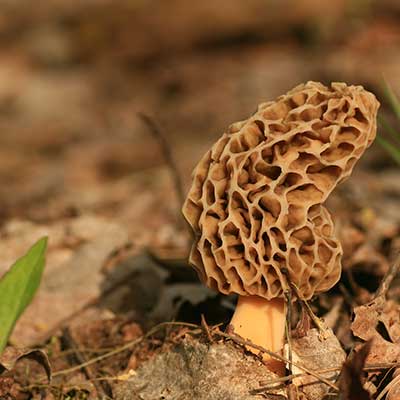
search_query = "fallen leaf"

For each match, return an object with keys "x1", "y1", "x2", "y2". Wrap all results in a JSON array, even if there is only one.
[
  {"x1": 352, "y1": 296, "x2": 400, "y2": 364},
  {"x1": 0, "y1": 346, "x2": 51, "y2": 381},
  {"x1": 338, "y1": 341, "x2": 372, "y2": 400},
  {"x1": 286, "y1": 327, "x2": 346, "y2": 400}
]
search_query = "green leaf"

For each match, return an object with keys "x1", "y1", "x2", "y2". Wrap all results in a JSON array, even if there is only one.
[
  {"x1": 383, "y1": 79, "x2": 400, "y2": 122},
  {"x1": 376, "y1": 136, "x2": 400, "y2": 165},
  {"x1": 378, "y1": 115, "x2": 400, "y2": 143},
  {"x1": 0, "y1": 237, "x2": 47, "y2": 353}
]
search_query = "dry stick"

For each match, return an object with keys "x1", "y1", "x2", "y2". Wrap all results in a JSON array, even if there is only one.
[
  {"x1": 216, "y1": 330, "x2": 339, "y2": 392},
  {"x1": 52, "y1": 321, "x2": 199, "y2": 378},
  {"x1": 376, "y1": 371, "x2": 400, "y2": 400},
  {"x1": 281, "y1": 268, "x2": 294, "y2": 380},
  {"x1": 365, "y1": 362, "x2": 400, "y2": 370},
  {"x1": 284, "y1": 289, "x2": 293, "y2": 380},
  {"x1": 138, "y1": 112, "x2": 185, "y2": 210},
  {"x1": 200, "y1": 314, "x2": 214, "y2": 343},
  {"x1": 290, "y1": 282, "x2": 326, "y2": 334},
  {"x1": 373, "y1": 252, "x2": 400, "y2": 299},
  {"x1": 252, "y1": 367, "x2": 339, "y2": 394},
  {"x1": 49, "y1": 321, "x2": 399, "y2": 388},
  {"x1": 254, "y1": 361, "x2": 400, "y2": 394},
  {"x1": 376, "y1": 366, "x2": 397, "y2": 395}
]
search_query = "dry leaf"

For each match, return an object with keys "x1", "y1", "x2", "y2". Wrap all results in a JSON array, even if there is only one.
[
  {"x1": 287, "y1": 327, "x2": 346, "y2": 400},
  {"x1": 352, "y1": 296, "x2": 400, "y2": 364},
  {"x1": 0, "y1": 346, "x2": 51, "y2": 381},
  {"x1": 338, "y1": 341, "x2": 372, "y2": 400}
]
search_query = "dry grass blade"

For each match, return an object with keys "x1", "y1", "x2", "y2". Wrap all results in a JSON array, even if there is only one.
[
  {"x1": 138, "y1": 112, "x2": 185, "y2": 208},
  {"x1": 376, "y1": 136, "x2": 400, "y2": 165},
  {"x1": 376, "y1": 372, "x2": 400, "y2": 400},
  {"x1": 284, "y1": 289, "x2": 293, "y2": 380},
  {"x1": 383, "y1": 79, "x2": 400, "y2": 122}
]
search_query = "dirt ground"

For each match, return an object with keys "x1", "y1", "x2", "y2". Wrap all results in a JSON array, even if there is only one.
[{"x1": 0, "y1": 1, "x2": 400, "y2": 399}]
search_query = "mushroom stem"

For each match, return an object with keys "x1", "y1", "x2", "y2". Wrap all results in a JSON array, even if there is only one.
[{"x1": 229, "y1": 295, "x2": 286, "y2": 375}]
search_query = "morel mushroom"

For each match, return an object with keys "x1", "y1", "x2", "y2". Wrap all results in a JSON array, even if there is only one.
[{"x1": 182, "y1": 81, "x2": 379, "y2": 373}]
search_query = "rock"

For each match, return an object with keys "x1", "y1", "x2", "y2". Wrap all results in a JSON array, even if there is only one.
[
  {"x1": 289, "y1": 328, "x2": 346, "y2": 400},
  {"x1": 113, "y1": 336, "x2": 285, "y2": 400}
]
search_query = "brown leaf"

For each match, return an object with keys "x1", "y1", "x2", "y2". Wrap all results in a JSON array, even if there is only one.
[
  {"x1": 352, "y1": 296, "x2": 400, "y2": 364},
  {"x1": 289, "y1": 327, "x2": 346, "y2": 400},
  {"x1": 0, "y1": 375, "x2": 21, "y2": 399},
  {"x1": 338, "y1": 341, "x2": 372, "y2": 400},
  {"x1": 292, "y1": 307, "x2": 312, "y2": 339},
  {"x1": 0, "y1": 347, "x2": 51, "y2": 381}
]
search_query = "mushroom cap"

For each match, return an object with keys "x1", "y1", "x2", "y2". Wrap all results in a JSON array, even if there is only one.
[{"x1": 182, "y1": 81, "x2": 379, "y2": 300}]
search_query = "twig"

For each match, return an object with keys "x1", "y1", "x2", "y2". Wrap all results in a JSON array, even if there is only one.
[
  {"x1": 52, "y1": 321, "x2": 199, "y2": 378},
  {"x1": 138, "y1": 113, "x2": 185, "y2": 209},
  {"x1": 216, "y1": 330, "x2": 339, "y2": 391},
  {"x1": 373, "y1": 252, "x2": 400, "y2": 299},
  {"x1": 253, "y1": 362, "x2": 400, "y2": 394},
  {"x1": 201, "y1": 314, "x2": 214, "y2": 343},
  {"x1": 284, "y1": 289, "x2": 293, "y2": 380},
  {"x1": 46, "y1": 320, "x2": 400, "y2": 395},
  {"x1": 364, "y1": 362, "x2": 400, "y2": 370},
  {"x1": 376, "y1": 370, "x2": 400, "y2": 400},
  {"x1": 251, "y1": 368, "x2": 337, "y2": 394},
  {"x1": 280, "y1": 267, "x2": 294, "y2": 378},
  {"x1": 290, "y1": 282, "x2": 327, "y2": 334}
]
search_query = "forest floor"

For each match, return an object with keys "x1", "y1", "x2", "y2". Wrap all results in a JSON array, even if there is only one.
[{"x1": 0, "y1": 1, "x2": 400, "y2": 399}]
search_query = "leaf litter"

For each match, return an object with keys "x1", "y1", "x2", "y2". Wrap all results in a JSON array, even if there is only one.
[{"x1": 1, "y1": 2, "x2": 400, "y2": 399}]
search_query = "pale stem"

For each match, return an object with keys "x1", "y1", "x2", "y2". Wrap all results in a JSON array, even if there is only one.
[{"x1": 229, "y1": 295, "x2": 286, "y2": 375}]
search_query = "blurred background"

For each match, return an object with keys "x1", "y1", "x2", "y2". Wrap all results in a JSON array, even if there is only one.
[
  {"x1": 0, "y1": 0, "x2": 400, "y2": 348},
  {"x1": 0, "y1": 0, "x2": 399, "y2": 229}
]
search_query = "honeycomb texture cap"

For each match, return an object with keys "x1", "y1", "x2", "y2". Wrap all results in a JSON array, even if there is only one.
[{"x1": 182, "y1": 81, "x2": 379, "y2": 300}]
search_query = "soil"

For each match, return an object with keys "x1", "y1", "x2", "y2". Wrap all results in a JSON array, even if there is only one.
[{"x1": 0, "y1": 1, "x2": 400, "y2": 399}]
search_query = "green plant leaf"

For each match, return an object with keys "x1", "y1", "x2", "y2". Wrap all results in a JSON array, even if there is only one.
[
  {"x1": 383, "y1": 79, "x2": 400, "y2": 122},
  {"x1": 0, "y1": 237, "x2": 47, "y2": 353},
  {"x1": 378, "y1": 115, "x2": 400, "y2": 143},
  {"x1": 376, "y1": 136, "x2": 400, "y2": 165}
]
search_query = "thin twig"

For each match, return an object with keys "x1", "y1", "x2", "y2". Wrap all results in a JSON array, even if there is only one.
[
  {"x1": 251, "y1": 360, "x2": 400, "y2": 395},
  {"x1": 44, "y1": 320, "x2": 400, "y2": 395},
  {"x1": 376, "y1": 370, "x2": 400, "y2": 400},
  {"x1": 373, "y1": 252, "x2": 400, "y2": 299},
  {"x1": 258, "y1": 367, "x2": 340, "y2": 385},
  {"x1": 138, "y1": 112, "x2": 185, "y2": 209},
  {"x1": 280, "y1": 267, "x2": 293, "y2": 378},
  {"x1": 289, "y1": 282, "x2": 327, "y2": 336},
  {"x1": 216, "y1": 330, "x2": 339, "y2": 391},
  {"x1": 201, "y1": 314, "x2": 214, "y2": 343},
  {"x1": 284, "y1": 289, "x2": 293, "y2": 380},
  {"x1": 252, "y1": 368, "x2": 338, "y2": 394},
  {"x1": 52, "y1": 321, "x2": 199, "y2": 377}
]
